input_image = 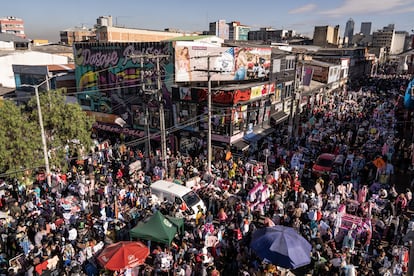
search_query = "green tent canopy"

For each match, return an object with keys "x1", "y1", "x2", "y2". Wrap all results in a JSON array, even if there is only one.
[
  {"x1": 165, "y1": 215, "x2": 184, "y2": 234},
  {"x1": 130, "y1": 211, "x2": 184, "y2": 245}
]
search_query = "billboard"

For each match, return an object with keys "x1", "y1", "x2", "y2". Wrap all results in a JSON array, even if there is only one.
[{"x1": 175, "y1": 44, "x2": 271, "y2": 82}]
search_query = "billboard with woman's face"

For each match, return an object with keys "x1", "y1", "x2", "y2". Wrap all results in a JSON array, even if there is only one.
[{"x1": 175, "y1": 42, "x2": 271, "y2": 82}]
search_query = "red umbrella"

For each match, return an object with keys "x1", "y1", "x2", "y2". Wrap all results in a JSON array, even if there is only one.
[{"x1": 97, "y1": 241, "x2": 149, "y2": 271}]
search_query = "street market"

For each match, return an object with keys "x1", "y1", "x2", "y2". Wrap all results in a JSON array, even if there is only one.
[{"x1": 1, "y1": 74, "x2": 414, "y2": 276}]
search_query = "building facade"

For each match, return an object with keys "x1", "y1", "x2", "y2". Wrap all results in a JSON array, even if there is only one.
[
  {"x1": 72, "y1": 40, "x2": 297, "y2": 155},
  {"x1": 0, "y1": 50, "x2": 68, "y2": 88},
  {"x1": 248, "y1": 28, "x2": 294, "y2": 43},
  {"x1": 95, "y1": 25, "x2": 186, "y2": 42},
  {"x1": 209, "y1": 20, "x2": 229, "y2": 40},
  {"x1": 60, "y1": 27, "x2": 96, "y2": 45},
  {"x1": 313, "y1": 25, "x2": 340, "y2": 47},
  {"x1": 360, "y1": 22, "x2": 372, "y2": 36},
  {"x1": 372, "y1": 25, "x2": 406, "y2": 55},
  {"x1": 314, "y1": 47, "x2": 370, "y2": 83},
  {"x1": 13, "y1": 64, "x2": 76, "y2": 104},
  {"x1": 73, "y1": 41, "x2": 174, "y2": 145},
  {"x1": 0, "y1": 16, "x2": 25, "y2": 38},
  {"x1": 228, "y1": 21, "x2": 250, "y2": 41}
]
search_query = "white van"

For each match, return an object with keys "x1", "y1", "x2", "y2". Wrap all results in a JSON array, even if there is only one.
[{"x1": 150, "y1": 180, "x2": 206, "y2": 219}]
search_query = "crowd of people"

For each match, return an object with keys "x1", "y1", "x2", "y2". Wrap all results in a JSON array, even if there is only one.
[{"x1": 0, "y1": 75, "x2": 414, "y2": 276}]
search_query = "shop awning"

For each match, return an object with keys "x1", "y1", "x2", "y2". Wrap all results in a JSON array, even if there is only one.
[
  {"x1": 271, "y1": 111, "x2": 289, "y2": 124},
  {"x1": 85, "y1": 111, "x2": 126, "y2": 127},
  {"x1": 244, "y1": 127, "x2": 276, "y2": 143},
  {"x1": 232, "y1": 139, "x2": 250, "y2": 151}
]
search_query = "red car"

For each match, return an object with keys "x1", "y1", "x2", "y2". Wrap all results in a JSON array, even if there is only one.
[{"x1": 312, "y1": 153, "x2": 336, "y2": 176}]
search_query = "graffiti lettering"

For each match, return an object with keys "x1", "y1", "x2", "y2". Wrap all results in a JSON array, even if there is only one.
[
  {"x1": 122, "y1": 45, "x2": 171, "y2": 66},
  {"x1": 78, "y1": 48, "x2": 119, "y2": 68},
  {"x1": 122, "y1": 45, "x2": 142, "y2": 66}
]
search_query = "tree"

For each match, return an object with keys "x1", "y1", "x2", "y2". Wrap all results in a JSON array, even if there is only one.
[
  {"x1": 0, "y1": 100, "x2": 42, "y2": 175},
  {"x1": 27, "y1": 89, "x2": 94, "y2": 171}
]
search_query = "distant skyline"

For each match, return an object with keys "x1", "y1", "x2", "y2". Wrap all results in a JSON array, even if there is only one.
[{"x1": 3, "y1": 0, "x2": 414, "y2": 42}]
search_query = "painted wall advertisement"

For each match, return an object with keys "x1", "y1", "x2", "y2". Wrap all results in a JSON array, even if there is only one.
[
  {"x1": 175, "y1": 42, "x2": 271, "y2": 82},
  {"x1": 74, "y1": 42, "x2": 174, "y2": 117}
]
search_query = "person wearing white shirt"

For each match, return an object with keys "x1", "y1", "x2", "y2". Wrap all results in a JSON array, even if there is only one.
[{"x1": 68, "y1": 227, "x2": 77, "y2": 242}]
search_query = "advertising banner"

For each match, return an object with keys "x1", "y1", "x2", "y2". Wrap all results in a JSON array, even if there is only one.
[
  {"x1": 302, "y1": 67, "x2": 314, "y2": 86},
  {"x1": 175, "y1": 44, "x2": 271, "y2": 82}
]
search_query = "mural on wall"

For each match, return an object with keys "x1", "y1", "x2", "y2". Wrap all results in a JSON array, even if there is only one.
[
  {"x1": 174, "y1": 42, "x2": 271, "y2": 82},
  {"x1": 74, "y1": 42, "x2": 174, "y2": 122}
]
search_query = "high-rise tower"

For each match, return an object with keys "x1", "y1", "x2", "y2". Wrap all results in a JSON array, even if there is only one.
[
  {"x1": 344, "y1": 18, "x2": 355, "y2": 45},
  {"x1": 360, "y1": 22, "x2": 372, "y2": 36}
]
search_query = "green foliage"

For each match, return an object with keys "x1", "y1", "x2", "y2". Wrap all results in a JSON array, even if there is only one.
[
  {"x1": 0, "y1": 100, "x2": 42, "y2": 174},
  {"x1": 0, "y1": 90, "x2": 94, "y2": 176},
  {"x1": 26, "y1": 89, "x2": 94, "y2": 171}
]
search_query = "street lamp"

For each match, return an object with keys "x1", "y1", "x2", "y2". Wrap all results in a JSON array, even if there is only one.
[{"x1": 21, "y1": 73, "x2": 66, "y2": 187}]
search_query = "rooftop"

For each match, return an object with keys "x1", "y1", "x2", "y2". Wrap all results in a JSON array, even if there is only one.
[
  {"x1": 0, "y1": 33, "x2": 30, "y2": 43},
  {"x1": 164, "y1": 35, "x2": 214, "y2": 41}
]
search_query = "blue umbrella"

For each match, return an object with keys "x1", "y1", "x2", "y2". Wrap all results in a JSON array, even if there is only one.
[{"x1": 250, "y1": 225, "x2": 312, "y2": 269}]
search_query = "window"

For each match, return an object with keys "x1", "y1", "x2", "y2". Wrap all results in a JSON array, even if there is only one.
[
  {"x1": 273, "y1": 59, "x2": 281, "y2": 73},
  {"x1": 232, "y1": 106, "x2": 247, "y2": 134},
  {"x1": 284, "y1": 81, "x2": 294, "y2": 98},
  {"x1": 285, "y1": 56, "x2": 295, "y2": 70},
  {"x1": 212, "y1": 108, "x2": 231, "y2": 136}
]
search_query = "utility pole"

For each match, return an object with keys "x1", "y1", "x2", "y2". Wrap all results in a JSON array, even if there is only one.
[
  {"x1": 207, "y1": 56, "x2": 212, "y2": 175},
  {"x1": 288, "y1": 60, "x2": 297, "y2": 149},
  {"x1": 294, "y1": 56, "x2": 304, "y2": 138},
  {"x1": 140, "y1": 58, "x2": 151, "y2": 159},
  {"x1": 35, "y1": 84, "x2": 51, "y2": 187},
  {"x1": 156, "y1": 56, "x2": 168, "y2": 178},
  {"x1": 193, "y1": 54, "x2": 222, "y2": 175},
  {"x1": 128, "y1": 54, "x2": 169, "y2": 177},
  {"x1": 21, "y1": 73, "x2": 67, "y2": 187}
]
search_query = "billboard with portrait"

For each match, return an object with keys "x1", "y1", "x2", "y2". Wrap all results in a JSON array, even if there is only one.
[{"x1": 174, "y1": 43, "x2": 271, "y2": 82}]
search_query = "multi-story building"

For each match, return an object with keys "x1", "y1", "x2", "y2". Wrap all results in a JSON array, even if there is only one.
[
  {"x1": 0, "y1": 34, "x2": 70, "y2": 88},
  {"x1": 343, "y1": 18, "x2": 355, "y2": 46},
  {"x1": 0, "y1": 16, "x2": 25, "y2": 38},
  {"x1": 248, "y1": 28, "x2": 294, "y2": 43},
  {"x1": 314, "y1": 47, "x2": 370, "y2": 83},
  {"x1": 209, "y1": 20, "x2": 229, "y2": 40},
  {"x1": 72, "y1": 40, "x2": 296, "y2": 156},
  {"x1": 60, "y1": 26, "x2": 96, "y2": 45},
  {"x1": 95, "y1": 23, "x2": 186, "y2": 43},
  {"x1": 313, "y1": 25, "x2": 340, "y2": 47},
  {"x1": 228, "y1": 21, "x2": 250, "y2": 41},
  {"x1": 13, "y1": 64, "x2": 76, "y2": 104},
  {"x1": 360, "y1": 22, "x2": 372, "y2": 36},
  {"x1": 96, "y1": 15, "x2": 113, "y2": 27},
  {"x1": 372, "y1": 25, "x2": 406, "y2": 55}
]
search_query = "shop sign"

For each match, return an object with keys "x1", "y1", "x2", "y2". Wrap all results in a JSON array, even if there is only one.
[{"x1": 93, "y1": 122, "x2": 145, "y2": 138}]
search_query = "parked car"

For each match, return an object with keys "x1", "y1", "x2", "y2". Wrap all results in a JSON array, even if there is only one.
[{"x1": 312, "y1": 153, "x2": 336, "y2": 176}]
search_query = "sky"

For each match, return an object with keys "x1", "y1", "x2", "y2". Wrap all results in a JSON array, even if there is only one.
[{"x1": 3, "y1": 0, "x2": 414, "y2": 42}]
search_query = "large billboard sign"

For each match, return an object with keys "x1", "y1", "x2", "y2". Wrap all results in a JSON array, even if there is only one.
[{"x1": 175, "y1": 43, "x2": 271, "y2": 82}]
